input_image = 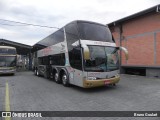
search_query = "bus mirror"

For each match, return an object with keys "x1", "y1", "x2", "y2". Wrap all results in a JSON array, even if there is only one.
[
  {"x1": 119, "y1": 47, "x2": 129, "y2": 60},
  {"x1": 81, "y1": 44, "x2": 90, "y2": 60}
]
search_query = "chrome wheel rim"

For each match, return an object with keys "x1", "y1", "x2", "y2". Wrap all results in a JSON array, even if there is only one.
[
  {"x1": 36, "y1": 70, "x2": 39, "y2": 76},
  {"x1": 62, "y1": 75, "x2": 67, "y2": 85},
  {"x1": 55, "y1": 73, "x2": 58, "y2": 81},
  {"x1": 34, "y1": 69, "x2": 37, "y2": 74}
]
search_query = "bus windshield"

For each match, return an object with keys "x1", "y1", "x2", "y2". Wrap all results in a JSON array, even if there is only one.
[
  {"x1": 84, "y1": 46, "x2": 119, "y2": 72},
  {"x1": 78, "y1": 22, "x2": 113, "y2": 42},
  {"x1": 0, "y1": 56, "x2": 16, "y2": 67},
  {"x1": 0, "y1": 48, "x2": 16, "y2": 54}
]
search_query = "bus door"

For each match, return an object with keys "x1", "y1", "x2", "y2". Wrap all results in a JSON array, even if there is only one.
[
  {"x1": 74, "y1": 47, "x2": 83, "y2": 86},
  {"x1": 68, "y1": 47, "x2": 84, "y2": 86}
]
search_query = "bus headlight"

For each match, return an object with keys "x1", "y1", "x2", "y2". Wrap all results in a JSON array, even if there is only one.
[{"x1": 88, "y1": 77, "x2": 97, "y2": 80}]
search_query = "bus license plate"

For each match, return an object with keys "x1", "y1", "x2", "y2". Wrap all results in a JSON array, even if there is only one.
[{"x1": 104, "y1": 80, "x2": 110, "y2": 85}]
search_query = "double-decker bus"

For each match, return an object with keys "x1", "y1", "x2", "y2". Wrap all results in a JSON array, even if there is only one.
[
  {"x1": 0, "y1": 46, "x2": 17, "y2": 75},
  {"x1": 32, "y1": 20, "x2": 128, "y2": 88}
]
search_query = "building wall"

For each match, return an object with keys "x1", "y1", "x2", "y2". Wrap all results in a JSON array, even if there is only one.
[
  {"x1": 110, "y1": 12, "x2": 160, "y2": 67},
  {"x1": 156, "y1": 32, "x2": 160, "y2": 65},
  {"x1": 123, "y1": 13, "x2": 160, "y2": 36}
]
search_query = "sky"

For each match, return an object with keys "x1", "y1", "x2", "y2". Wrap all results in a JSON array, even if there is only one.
[{"x1": 0, "y1": 0, "x2": 159, "y2": 46}]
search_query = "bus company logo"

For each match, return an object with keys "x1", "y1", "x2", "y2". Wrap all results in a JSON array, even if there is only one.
[
  {"x1": 93, "y1": 41, "x2": 114, "y2": 46},
  {"x1": 43, "y1": 47, "x2": 52, "y2": 55},
  {"x1": 60, "y1": 43, "x2": 65, "y2": 52},
  {"x1": 61, "y1": 43, "x2": 65, "y2": 48},
  {"x1": 61, "y1": 44, "x2": 65, "y2": 49},
  {"x1": 88, "y1": 72, "x2": 100, "y2": 76},
  {"x1": 93, "y1": 41, "x2": 103, "y2": 45}
]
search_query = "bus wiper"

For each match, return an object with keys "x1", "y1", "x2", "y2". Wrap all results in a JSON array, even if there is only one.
[{"x1": 111, "y1": 48, "x2": 119, "y2": 54}]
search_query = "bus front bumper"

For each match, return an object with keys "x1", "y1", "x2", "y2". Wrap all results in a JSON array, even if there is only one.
[
  {"x1": 0, "y1": 68, "x2": 16, "y2": 75},
  {"x1": 83, "y1": 75, "x2": 120, "y2": 88}
]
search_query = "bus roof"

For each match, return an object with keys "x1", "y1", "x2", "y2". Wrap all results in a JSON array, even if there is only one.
[
  {"x1": 34, "y1": 20, "x2": 108, "y2": 45},
  {"x1": 32, "y1": 20, "x2": 109, "y2": 52},
  {"x1": 65, "y1": 20, "x2": 108, "y2": 27}
]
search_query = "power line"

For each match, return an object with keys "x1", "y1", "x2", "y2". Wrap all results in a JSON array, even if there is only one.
[
  {"x1": 0, "y1": 19, "x2": 60, "y2": 29},
  {"x1": 0, "y1": 23, "x2": 28, "y2": 26}
]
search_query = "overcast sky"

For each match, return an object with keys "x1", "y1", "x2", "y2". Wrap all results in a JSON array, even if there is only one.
[{"x1": 0, "y1": 0, "x2": 159, "y2": 45}]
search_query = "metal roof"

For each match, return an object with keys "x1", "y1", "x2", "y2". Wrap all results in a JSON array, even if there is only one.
[
  {"x1": 108, "y1": 4, "x2": 160, "y2": 26},
  {"x1": 0, "y1": 46, "x2": 16, "y2": 49},
  {"x1": 0, "y1": 39, "x2": 31, "y2": 49},
  {"x1": 0, "y1": 39, "x2": 32, "y2": 55}
]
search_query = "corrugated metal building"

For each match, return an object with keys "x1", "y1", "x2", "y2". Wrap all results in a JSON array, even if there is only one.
[{"x1": 108, "y1": 4, "x2": 160, "y2": 77}]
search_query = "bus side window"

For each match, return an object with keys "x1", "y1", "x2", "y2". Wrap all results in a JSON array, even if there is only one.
[
  {"x1": 65, "y1": 22, "x2": 79, "y2": 51},
  {"x1": 69, "y1": 47, "x2": 82, "y2": 70},
  {"x1": 50, "y1": 53, "x2": 65, "y2": 66}
]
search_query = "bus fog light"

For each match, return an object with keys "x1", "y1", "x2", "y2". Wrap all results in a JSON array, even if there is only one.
[{"x1": 88, "y1": 77, "x2": 96, "y2": 80}]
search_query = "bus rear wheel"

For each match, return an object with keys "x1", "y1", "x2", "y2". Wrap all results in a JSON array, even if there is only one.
[{"x1": 62, "y1": 73, "x2": 69, "y2": 87}]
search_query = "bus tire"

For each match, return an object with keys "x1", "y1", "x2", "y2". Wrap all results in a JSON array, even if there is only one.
[{"x1": 62, "y1": 72, "x2": 69, "y2": 87}]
